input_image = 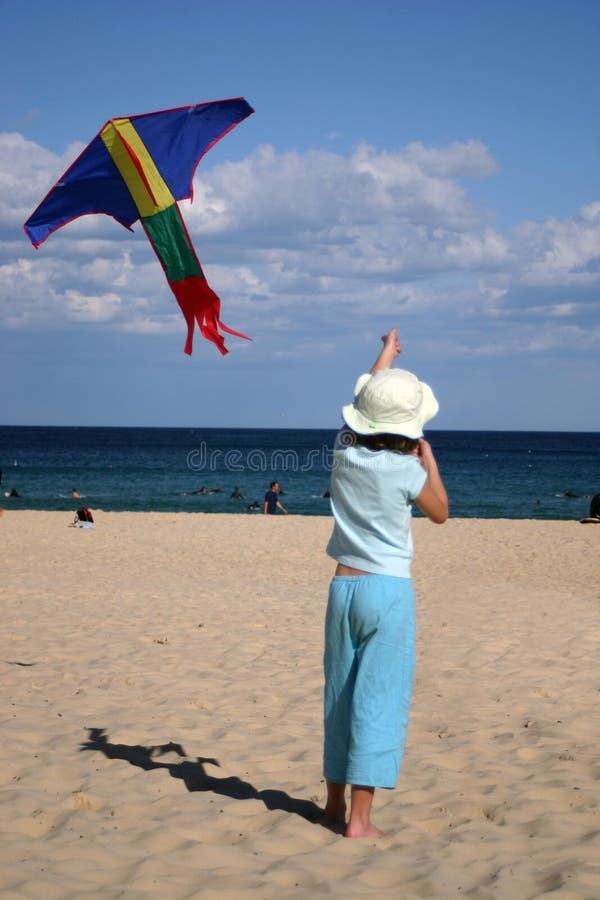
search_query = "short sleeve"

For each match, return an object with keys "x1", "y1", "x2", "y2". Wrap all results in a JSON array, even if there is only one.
[{"x1": 405, "y1": 456, "x2": 427, "y2": 501}]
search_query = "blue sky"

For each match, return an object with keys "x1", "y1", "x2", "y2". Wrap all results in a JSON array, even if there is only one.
[{"x1": 1, "y1": 0, "x2": 598, "y2": 430}]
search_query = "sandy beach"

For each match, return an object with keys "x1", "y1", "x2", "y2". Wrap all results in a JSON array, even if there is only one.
[{"x1": 1, "y1": 510, "x2": 599, "y2": 898}]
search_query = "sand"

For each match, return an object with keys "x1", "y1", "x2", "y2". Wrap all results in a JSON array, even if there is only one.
[{"x1": 1, "y1": 511, "x2": 599, "y2": 899}]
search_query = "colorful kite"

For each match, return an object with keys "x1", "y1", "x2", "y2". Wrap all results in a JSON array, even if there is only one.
[{"x1": 24, "y1": 98, "x2": 254, "y2": 355}]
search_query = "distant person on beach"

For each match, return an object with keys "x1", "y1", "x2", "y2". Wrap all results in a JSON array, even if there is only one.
[
  {"x1": 71, "y1": 487, "x2": 81, "y2": 499},
  {"x1": 322, "y1": 327, "x2": 448, "y2": 839},
  {"x1": 230, "y1": 486, "x2": 244, "y2": 500},
  {"x1": 263, "y1": 481, "x2": 288, "y2": 515},
  {"x1": 579, "y1": 493, "x2": 600, "y2": 524}
]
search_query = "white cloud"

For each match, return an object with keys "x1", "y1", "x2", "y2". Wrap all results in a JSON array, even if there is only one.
[
  {"x1": 401, "y1": 140, "x2": 498, "y2": 178},
  {"x1": 1, "y1": 131, "x2": 598, "y2": 363},
  {"x1": 513, "y1": 205, "x2": 600, "y2": 286},
  {"x1": 119, "y1": 314, "x2": 181, "y2": 335},
  {"x1": 64, "y1": 289, "x2": 121, "y2": 322},
  {"x1": 189, "y1": 139, "x2": 490, "y2": 238},
  {"x1": 0, "y1": 133, "x2": 86, "y2": 228}
]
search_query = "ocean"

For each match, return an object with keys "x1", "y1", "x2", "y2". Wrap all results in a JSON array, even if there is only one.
[{"x1": 1, "y1": 426, "x2": 599, "y2": 520}]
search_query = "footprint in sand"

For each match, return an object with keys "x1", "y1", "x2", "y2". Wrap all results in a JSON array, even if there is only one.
[{"x1": 68, "y1": 792, "x2": 104, "y2": 811}]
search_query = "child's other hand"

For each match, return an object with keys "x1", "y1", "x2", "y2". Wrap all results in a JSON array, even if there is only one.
[{"x1": 415, "y1": 439, "x2": 434, "y2": 468}]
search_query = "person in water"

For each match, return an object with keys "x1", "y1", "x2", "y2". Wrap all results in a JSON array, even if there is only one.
[{"x1": 322, "y1": 327, "x2": 448, "y2": 839}]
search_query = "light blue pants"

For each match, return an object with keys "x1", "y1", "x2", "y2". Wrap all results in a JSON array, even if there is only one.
[{"x1": 323, "y1": 574, "x2": 416, "y2": 789}]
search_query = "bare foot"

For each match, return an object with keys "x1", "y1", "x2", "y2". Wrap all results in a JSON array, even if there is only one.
[
  {"x1": 324, "y1": 780, "x2": 347, "y2": 825},
  {"x1": 316, "y1": 805, "x2": 346, "y2": 834},
  {"x1": 323, "y1": 801, "x2": 346, "y2": 824},
  {"x1": 344, "y1": 822, "x2": 383, "y2": 839}
]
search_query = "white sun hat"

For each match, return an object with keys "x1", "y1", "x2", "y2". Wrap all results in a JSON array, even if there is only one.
[{"x1": 342, "y1": 368, "x2": 439, "y2": 439}]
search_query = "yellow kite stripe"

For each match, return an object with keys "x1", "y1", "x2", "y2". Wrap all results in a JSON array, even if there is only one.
[{"x1": 100, "y1": 118, "x2": 175, "y2": 217}]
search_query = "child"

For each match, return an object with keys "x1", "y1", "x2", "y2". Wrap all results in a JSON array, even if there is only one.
[{"x1": 323, "y1": 327, "x2": 448, "y2": 838}]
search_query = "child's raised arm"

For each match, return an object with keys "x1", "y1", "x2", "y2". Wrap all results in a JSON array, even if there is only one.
[{"x1": 370, "y1": 327, "x2": 402, "y2": 373}]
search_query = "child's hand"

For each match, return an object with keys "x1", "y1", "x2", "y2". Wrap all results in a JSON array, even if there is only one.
[
  {"x1": 371, "y1": 327, "x2": 402, "y2": 372},
  {"x1": 381, "y1": 328, "x2": 401, "y2": 358},
  {"x1": 416, "y1": 439, "x2": 436, "y2": 471}
]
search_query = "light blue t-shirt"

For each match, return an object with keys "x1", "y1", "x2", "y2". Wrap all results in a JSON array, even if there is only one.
[{"x1": 326, "y1": 431, "x2": 427, "y2": 577}]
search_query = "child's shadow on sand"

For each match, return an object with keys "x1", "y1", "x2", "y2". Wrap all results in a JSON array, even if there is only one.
[{"x1": 80, "y1": 727, "x2": 325, "y2": 825}]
